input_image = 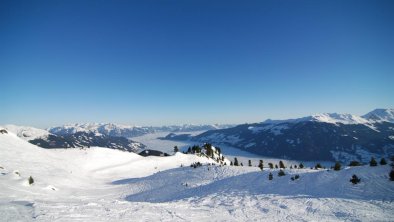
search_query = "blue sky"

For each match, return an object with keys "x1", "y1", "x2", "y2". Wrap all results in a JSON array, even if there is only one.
[{"x1": 1, "y1": 0, "x2": 393, "y2": 128}]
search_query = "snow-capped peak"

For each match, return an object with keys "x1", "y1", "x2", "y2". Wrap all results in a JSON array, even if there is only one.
[
  {"x1": 263, "y1": 112, "x2": 373, "y2": 126},
  {"x1": 362, "y1": 108, "x2": 394, "y2": 123},
  {"x1": 309, "y1": 113, "x2": 370, "y2": 125}
]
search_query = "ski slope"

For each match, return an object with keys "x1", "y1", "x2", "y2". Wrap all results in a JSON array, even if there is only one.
[{"x1": 0, "y1": 130, "x2": 393, "y2": 221}]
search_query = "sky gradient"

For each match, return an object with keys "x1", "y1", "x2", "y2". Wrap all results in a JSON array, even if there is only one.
[{"x1": 1, "y1": 0, "x2": 393, "y2": 128}]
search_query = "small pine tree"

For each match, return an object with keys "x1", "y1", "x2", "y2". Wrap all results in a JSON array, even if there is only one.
[
  {"x1": 230, "y1": 161, "x2": 233, "y2": 166},
  {"x1": 295, "y1": 174, "x2": 300, "y2": 180},
  {"x1": 294, "y1": 165, "x2": 297, "y2": 169},
  {"x1": 370, "y1": 157, "x2": 378, "y2": 167},
  {"x1": 240, "y1": 162, "x2": 243, "y2": 166},
  {"x1": 278, "y1": 170, "x2": 285, "y2": 177},
  {"x1": 248, "y1": 160, "x2": 252, "y2": 167},
  {"x1": 258, "y1": 160, "x2": 264, "y2": 170},
  {"x1": 28, "y1": 176, "x2": 34, "y2": 185},
  {"x1": 268, "y1": 172, "x2": 273, "y2": 180},
  {"x1": 279, "y1": 160, "x2": 285, "y2": 169},
  {"x1": 275, "y1": 164, "x2": 278, "y2": 169},
  {"x1": 334, "y1": 162, "x2": 341, "y2": 171},
  {"x1": 268, "y1": 163, "x2": 273, "y2": 169},
  {"x1": 173, "y1": 146, "x2": 179, "y2": 153},
  {"x1": 380, "y1": 158, "x2": 387, "y2": 165},
  {"x1": 290, "y1": 165, "x2": 293, "y2": 169},
  {"x1": 390, "y1": 169, "x2": 394, "y2": 181},
  {"x1": 314, "y1": 163, "x2": 323, "y2": 169},
  {"x1": 299, "y1": 163, "x2": 304, "y2": 169},
  {"x1": 234, "y1": 158, "x2": 239, "y2": 166},
  {"x1": 350, "y1": 174, "x2": 361, "y2": 184}
]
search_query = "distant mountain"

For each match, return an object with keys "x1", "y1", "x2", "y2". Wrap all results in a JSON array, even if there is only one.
[
  {"x1": 164, "y1": 109, "x2": 394, "y2": 163},
  {"x1": 3, "y1": 125, "x2": 145, "y2": 152},
  {"x1": 48, "y1": 123, "x2": 233, "y2": 137},
  {"x1": 362, "y1": 108, "x2": 394, "y2": 123}
]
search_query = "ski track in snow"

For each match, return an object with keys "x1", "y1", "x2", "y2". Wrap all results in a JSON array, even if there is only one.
[{"x1": 1, "y1": 130, "x2": 393, "y2": 221}]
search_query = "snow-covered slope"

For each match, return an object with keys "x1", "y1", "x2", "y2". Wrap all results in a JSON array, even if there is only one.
[
  {"x1": 0, "y1": 128, "x2": 393, "y2": 221},
  {"x1": 3, "y1": 124, "x2": 51, "y2": 141}
]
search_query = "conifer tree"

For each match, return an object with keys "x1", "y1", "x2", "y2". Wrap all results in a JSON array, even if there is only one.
[
  {"x1": 258, "y1": 160, "x2": 264, "y2": 170},
  {"x1": 268, "y1": 163, "x2": 273, "y2": 169},
  {"x1": 234, "y1": 158, "x2": 239, "y2": 166},
  {"x1": 315, "y1": 163, "x2": 322, "y2": 169},
  {"x1": 248, "y1": 160, "x2": 252, "y2": 167},
  {"x1": 28, "y1": 176, "x2": 34, "y2": 185},
  {"x1": 240, "y1": 162, "x2": 243, "y2": 166},
  {"x1": 174, "y1": 146, "x2": 179, "y2": 153},
  {"x1": 390, "y1": 169, "x2": 394, "y2": 181},
  {"x1": 278, "y1": 170, "x2": 285, "y2": 177},
  {"x1": 275, "y1": 164, "x2": 278, "y2": 169},
  {"x1": 334, "y1": 162, "x2": 341, "y2": 171},
  {"x1": 370, "y1": 157, "x2": 378, "y2": 166},
  {"x1": 350, "y1": 174, "x2": 361, "y2": 184},
  {"x1": 299, "y1": 163, "x2": 304, "y2": 169},
  {"x1": 349, "y1": 161, "x2": 361, "y2": 166},
  {"x1": 279, "y1": 160, "x2": 285, "y2": 169},
  {"x1": 230, "y1": 161, "x2": 233, "y2": 166},
  {"x1": 269, "y1": 172, "x2": 273, "y2": 180},
  {"x1": 380, "y1": 158, "x2": 387, "y2": 165}
]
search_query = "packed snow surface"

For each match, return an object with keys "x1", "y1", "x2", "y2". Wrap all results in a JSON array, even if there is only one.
[{"x1": 1, "y1": 130, "x2": 393, "y2": 221}]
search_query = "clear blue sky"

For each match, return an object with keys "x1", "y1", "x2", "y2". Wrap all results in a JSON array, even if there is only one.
[{"x1": 1, "y1": 0, "x2": 393, "y2": 128}]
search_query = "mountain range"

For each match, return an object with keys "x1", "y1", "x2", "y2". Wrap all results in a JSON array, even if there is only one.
[
  {"x1": 165, "y1": 109, "x2": 394, "y2": 162},
  {"x1": 2, "y1": 125, "x2": 145, "y2": 152},
  {"x1": 48, "y1": 123, "x2": 233, "y2": 137}
]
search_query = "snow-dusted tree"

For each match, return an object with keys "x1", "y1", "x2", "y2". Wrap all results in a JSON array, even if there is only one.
[
  {"x1": 258, "y1": 160, "x2": 263, "y2": 170},
  {"x1": 279, "y1": 160, "x2": 285, "y2": 169},
  {"x1": 334, "y1": 162, "x2": 341, "y2": 171},
  {"x1": 380, "y1": 158, "x2": 387, "y2": 165},
  {"x1": 268, "y1": 163, "x2": 273, "y2": 169},
  {"x1": 173, "y1": 146, "x2": 179, "y2": 153},
  {"x1": 294, "y1": 165, "x2": 298, "y2": 169},
  {"x1": 248, "y1": 160, "x2": 252, "y2": 167},
  {"x1": 240, "y1": 162, "x2": 243, "y2": 166},
  {"x1": 230, "y1": 161, "x2": 233, "y2": 166},
  {"x1": 370, "y1": 157, "x2": 378, "y2": 167},
  {"x1": 28, "y1": 176, "x2": 34, "y2": 185},
  {"x1": 299, "y1": 163, "x2": 304, "y2": 169},
  {"x1": 275, "y1": 164, "x2": 278, "y2": 169},
  {"x1": 350, "y1": 175, "x2": 361, "y2": 184},
  {"x1": 268, "y1": 172, "x2": 273, "y2": 180}
]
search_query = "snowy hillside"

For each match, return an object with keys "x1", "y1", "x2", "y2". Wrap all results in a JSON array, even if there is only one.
[
  {"x1": 1, "y1": 128, "x2": 393, "y2": 221},
  {"x1": 3, "y1": 124, "x2": 52, "y2": 141}
]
